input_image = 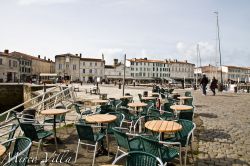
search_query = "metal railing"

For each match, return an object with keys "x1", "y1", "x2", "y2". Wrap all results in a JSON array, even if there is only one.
[{"x1": 0, "y1": 85, "x2": 76, "y2": 125}]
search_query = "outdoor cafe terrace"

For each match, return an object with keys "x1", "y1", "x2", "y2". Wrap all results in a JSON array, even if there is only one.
[{"x1": 0, "y1": 84, "x2": 249, "y2": 166}]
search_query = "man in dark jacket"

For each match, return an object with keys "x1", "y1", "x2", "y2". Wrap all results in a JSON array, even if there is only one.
[
  {"x1": 210, "y1": 77, "x2": 218, "y2": 96},
  {"x1": 200, "y1": 74, "x2": 209, "y2": 95}
]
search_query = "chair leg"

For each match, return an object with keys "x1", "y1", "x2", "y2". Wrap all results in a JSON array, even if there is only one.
[
  {"x1": 179, "y1": 145, "x2": 182, "y2": 166},
  {"x1": 74, "y1": 140, "x2": 80, "y2": 163},
  {"x1": 184, "y1": 148, "x2": 188, "y2": 166},
  {"x1": 190, "y1": 143, "x2": 194, "y2": 162},
  {"x1": 92, "y1": 142, "x2": 98, "y2": 166},
  {"x1": 115, "y1": 146, "x2": 120, "y2": 159},
  {"x1": 36, "y1": 140, "x2": 42, "y2": 159},
  {"x1": 106, "y1": 134, "x2": 109, "y2": 157}
]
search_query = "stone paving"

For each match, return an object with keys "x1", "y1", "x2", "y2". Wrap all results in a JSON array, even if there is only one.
[{"x1": 193, "y1": 90, "x2": 250, "y2": 166}]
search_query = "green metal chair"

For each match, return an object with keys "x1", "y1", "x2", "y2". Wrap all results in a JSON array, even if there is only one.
[
  {"x1": 140, "y1": 100, "x2": 154, "y2": 116},
  {"x1": 0, "y1": 123, "x2": 18, "y2": 151},
  {"x1": 75, "y1": 123, "x2": 105, "y2": 166},
  {"x1": 118, "y1": 108, "x2": 138, "y2": 132},
  {"x1": 179, "y1": 109, "x2": 194, "y2": 121},
  {"x1": 140, "y1": 136, "x2": 181, "y2": 166},
  {"x1": 163, "y1": 119, "x2": 196, "y2": 166},
  {"x1": 148, "y1": 108, "x2": 174, "y2": 121},
  {"x1": 109, "y1": 99, "x2": 122, "y2": 112},
  {"x1": 184, "y1": 98, "x2": 193, "y2": 106},
  {"x1": 112, "y1": 151, "x2": 164, "y2": 166},
  {"x1": 106, "y1": 112, "x2": 125, "y2": 155},
  {"x1": 73, "y1": 103, "x2": 93, "y2": 121},
  {"x1": 19, "y1": 122, "x2": 53, "y2": 158},
  {"x1": 112, "y1": 127, "x2": 143, "y2": 160},
  {"x1": 120, "y1": 98, "x2": 131, "y2": 108},
  {"x1": 2, "y1": 137, "x2": 32, "y2": 166}
]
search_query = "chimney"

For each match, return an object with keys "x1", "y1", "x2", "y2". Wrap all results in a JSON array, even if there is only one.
[
  {"x1": 48, "y1": 58, "x2": 50, "y2": 61},
  {"x1": 80, "y1": 53, "x2": 82, "y2": 58},
  {"x1": 4, "y1": 49, "x2": 9, "y2": 54},
  {"x1": 185, "y1": 60, "x2": 187, "y2": 63},
  {"x1": 114, "y1": 59, "x2": 118, "y2": 66},
  {"x1": 75, "y1": 54, "x2": 78, "y2": 56},
  {"x1": 38, "y1": 55, "x2": 40, "y2": 59},
  {"x1": 144, "y1": 57, "x2": 147, "y2": 60},
  {"x1": 44, "y1": 56, "x2": 46, "y2": 60},
  {"x1": 102, "y1": 53, "x2": 104, "y2": 61}
]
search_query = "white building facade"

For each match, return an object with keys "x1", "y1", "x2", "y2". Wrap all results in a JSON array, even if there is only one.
[
  {"x1": 128, "y1": 58, "x2": 171, "y2": 82},
  {"x1": 79, "y1": 58, "x2": 105, "y2": 83},
  {"x1": 169, "y1": 60, "x2": 195, "y2": 82}
]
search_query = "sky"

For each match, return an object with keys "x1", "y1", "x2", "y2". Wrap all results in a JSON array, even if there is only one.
[{"x1": 0, "y1": 0, "x2": 250, "y2": 66}]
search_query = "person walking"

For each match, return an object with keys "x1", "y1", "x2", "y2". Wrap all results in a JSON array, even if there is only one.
[
  {"x1": 210, "y1": 77, "x2": 218, "y2": 96},
  {"x1": 200, "y1": 74, "x2": 209, "y2": 95}
]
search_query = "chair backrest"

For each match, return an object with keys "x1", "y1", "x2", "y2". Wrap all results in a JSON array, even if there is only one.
[
  {"x1": 140, "y1": 136, "x2": 162, "y2": 158},
  {"x1": 112, "y1": 127, "x2": 130, "y2": 150},
  {"x1": 75, "y1": 123, "x2": 95, "y2": 142},
  {"x1": 141, "y1": 100, "x2": 154, "y2": 115},
  {"x1": 73, "y1": 103, "x2": 82, "y2": 115},
  {"x1": 138, "y1": 94, "x2": 142, "y2": 102},
  {"x1": 113, "y1": 99, "x2": 122, "y2": 111},
  {"x1": 4, "y1": 137, "x2": 32, "y2": 166},
  {"x1": 117, "y1": 108, "x2": 132, "y2": 121},
  {"x1": 163, "y1": 102, "x2": 173, "y2": 113},
  {"x1": 179, "y1": 109, "x2": 194, "y2": 121},
  {"x1": 100, "y1": 104, "x2": 113, "y2": 114},
  {"x1": 175, "y1": 119, "x2": 196, "y2": 146},
  {"x1": 120, "y1": 98, "x2": 130, "y2": 107},
  {"x1": 22, "y1": 108, "x2": 36, "y2": 119},
  {"x1": 184, "y1": 91, "x2": 192, "y2": 97},
  {"x1": 19, "y1": 123, "x2": 39, "y2": 141},
  {"x1": 184, "y1": 98, "x2": 193, "y2": 106},
  {"x1": 112, "y1": 151, "x2": 164, "y2": 166},
  {"x1": 107, "y1": 112, "x2": 125, "y2": 130}
]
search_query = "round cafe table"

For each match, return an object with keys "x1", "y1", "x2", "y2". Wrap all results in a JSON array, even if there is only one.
[
  {"x1": 127, "y1": 102, "x2": 147, "y2": 110},
  {"x1": 141, "y1": 96, "x2": 157, "y2": 100},
  {"x1": 40, "y1": 109, "x2": 69, "y2": 150},
  {"x1": 145, "y1": 120, "x2": 182, "y2": 133},
  {"x1": 85, "y1": 114, "x2": 117, "y2": 124},
  {"x1": 86, "y1": 114, "x2": 117, "y2": 157},
  {"x1": 91, "y1": 99, "x2": 109, "y2": 105},
  {"x1": 0, "y1": 144, "x2": 6, "y2": 156},
  {"x1": 177, "y1": 96, "x2": 193, "y2": 104},
  {"x1": 145, "y1": 120, "x2": 182, "y2": 140},
  {"x1": 170, "y1": 105, "x2": 193, "y2": 111}
]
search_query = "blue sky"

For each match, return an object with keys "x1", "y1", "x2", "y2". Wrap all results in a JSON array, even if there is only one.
[{"x1": 0, "y1": 0, "x2": 250, "y2": 66}]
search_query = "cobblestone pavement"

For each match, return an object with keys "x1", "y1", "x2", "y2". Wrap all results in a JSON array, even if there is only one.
[{"x1": 193, "y1": 90, "x2": 250, "y2": 166}]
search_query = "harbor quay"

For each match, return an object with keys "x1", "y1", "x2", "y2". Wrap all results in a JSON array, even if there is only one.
[{"x1": 0, "y1": 83, "x2": 250, "y2": 165}]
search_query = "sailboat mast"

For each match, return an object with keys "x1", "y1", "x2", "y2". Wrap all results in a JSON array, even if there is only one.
[{"x1": 215, "y1": 11, "x2": 223, "y2": 84}]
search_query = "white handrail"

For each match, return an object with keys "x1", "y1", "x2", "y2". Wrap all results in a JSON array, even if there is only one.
[{"x1": 0, "y1": 86, "x2": 58, "y2": 123}]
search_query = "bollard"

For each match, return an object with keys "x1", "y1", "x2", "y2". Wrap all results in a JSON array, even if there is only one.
[{"x1": 247, "y1": 87, "x2": 250, "y2": 93}]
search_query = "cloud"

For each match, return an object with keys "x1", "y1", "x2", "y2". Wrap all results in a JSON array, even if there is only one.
[
  {"x1": 17, "y1": 0, "x2": 77, "y2": 5},
  {"x1": 98, "y1": 48, "x2": 125, "y2": 65},
  {"x1": 176, "y1": 41, "x2": 217, "y2": 66}
]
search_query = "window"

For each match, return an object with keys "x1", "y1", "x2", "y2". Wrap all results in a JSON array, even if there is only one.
[
  {"x1": 131, "y1": 73, "x2": 134, "y2": 77},
  {"x1": 90, "y1": 62, "x2": 92, "y2": 66},
  {"x1": 66, "y1": 64, "x2": 69, "y2": 68},
  {"x1": 73, "y1": 64, "x2": 76, "y2": 70},
  {"x1": 82, "y1": 69, "x2": 85, "y2": 73},
  {"x1": 95, "y1": 62, "x2": 97, "y2": 66},
  {"x1": 131, "y1": 62, "x2": 134, "y2": 65},
  {"x1": 13, "y1": 61, "x2": 17, "y2": 67},
  {"x1": 59, "y1": 64, "x2": 62, "y2": 69},
  {"x1": 89, "y1": 69, "x2": 92, "y2": 73},
  {"x1": 82, "y1": 62, "x2": 85, "y2": 66},
  {"x1": 136, "y1": 62, "x2": 138, "y2": 66},
  {"x1": 0, "y1": 58, "x2": 2, "y2": 65},
  {"x1": 9, "y1": 60, "x2": 11, "y2": 67}
]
